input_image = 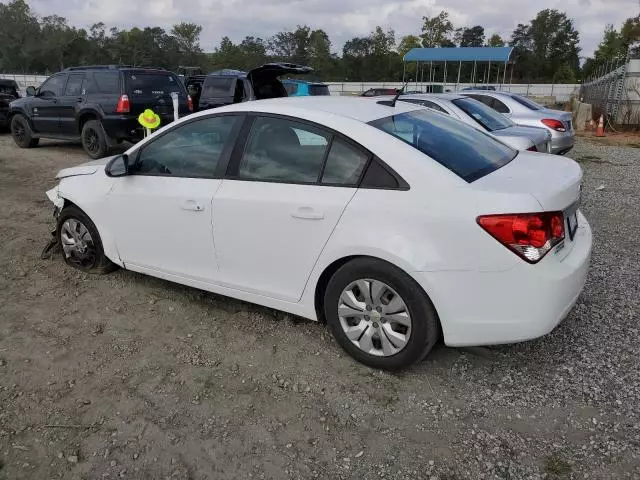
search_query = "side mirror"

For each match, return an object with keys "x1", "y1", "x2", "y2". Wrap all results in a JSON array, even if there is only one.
[
  {"x1": 105, "y1": 154, "x2": 129, "y2": 177},
  {"x1": 26, "y1": 86, "x2": 36, "y2": 96}
]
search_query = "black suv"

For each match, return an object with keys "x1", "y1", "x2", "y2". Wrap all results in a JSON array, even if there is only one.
[
  {"x1": 197, "y1": 63, "x2": 311, "y2": 111},
  {"x1": 0, "y1": 79, "x2": 20, "y2": 130},
  {"x1": 8, "y1": 65, "x2": 192, "y2": 158}
]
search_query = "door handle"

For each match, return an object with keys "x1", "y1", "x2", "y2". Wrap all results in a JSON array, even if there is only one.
[
  {"x1": 181, "y1": 200, "x2": 204, "y2": 212},
  {"x1": 291, "y1": 207, "x2": 324, "y2": 220}
]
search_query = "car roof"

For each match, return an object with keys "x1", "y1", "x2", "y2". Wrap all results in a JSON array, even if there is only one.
[
  {"x1": 63, "y1": 65, "x2": 169, "y2": 73},
  {"x1": 459, "y1": 90, "x2": 514, "y2": 98},
  {"x1": 400, "y1": 93, "x2": 464, "y2": 102},
  {"x1": 194, "y1": 96, "x2": 423, "y2": 123},
  {"x1": 0, "y1": 79, "x2": 19, "y2": 86}
]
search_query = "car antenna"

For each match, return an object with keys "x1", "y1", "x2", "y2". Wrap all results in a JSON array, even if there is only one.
[{"x1": 377, "y1": 79, "x2": 411, "y2": 107}]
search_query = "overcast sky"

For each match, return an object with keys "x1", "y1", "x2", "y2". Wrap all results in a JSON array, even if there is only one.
[{"x1": 29, "y1": 0, "x2": 638, "y2": 57}]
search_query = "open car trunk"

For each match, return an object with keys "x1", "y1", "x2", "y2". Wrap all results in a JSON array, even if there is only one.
[{"x1": 247, "y1": 63, "x2": 313, "y2": 99}]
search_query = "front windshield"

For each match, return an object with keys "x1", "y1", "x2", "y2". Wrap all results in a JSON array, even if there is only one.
[
  {"x1": 369, "y1": 109, "x2": 517, "y2": 183},
  {"x1": 452, "y1": 97, "x2": 514, "y2": 132},
  {"x1": 511, "y1": 94, "x2": 543, "y2": 110}
]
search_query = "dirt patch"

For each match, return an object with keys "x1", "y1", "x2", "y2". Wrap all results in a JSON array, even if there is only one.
[
  {"x1": 1, "y1": 134, "x2": 639, "y2": 479},
  {"x1": 576, "y1": 131, "x2": 640, "y2": 149}
]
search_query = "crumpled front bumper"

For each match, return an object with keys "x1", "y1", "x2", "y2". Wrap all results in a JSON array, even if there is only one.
[{"x1": 46, "y1": 185, "x2": 65, "y2": 212}]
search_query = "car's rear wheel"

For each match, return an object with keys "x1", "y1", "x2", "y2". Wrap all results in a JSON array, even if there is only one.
[
  {"x1": 81, "y1": 120, "x2": 110, "y2": 159},
  {"x1": 323, "y1": 258, "x2": 439, "y2": 370},
  {"x1": 57, "y1": 205, "x2": 116, "y2": 274},
  {"x1": 10, "y1": 114, "x2": 39, "y2": 148}
]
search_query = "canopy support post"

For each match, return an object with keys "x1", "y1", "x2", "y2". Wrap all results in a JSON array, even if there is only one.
[
  {"x1": 456, "y1": 60, "x2": 461, "y2": 91},
  {"x1": 502, "y1": 61, "x2": 507, "y2": 89},
  {"x1": 443, "y1": 60, "x2": 447, "y2": 90}
]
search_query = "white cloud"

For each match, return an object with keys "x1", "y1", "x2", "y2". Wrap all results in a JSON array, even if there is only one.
[{"x1": 28, "y1": 0, "x2": 636, "y2": 56}]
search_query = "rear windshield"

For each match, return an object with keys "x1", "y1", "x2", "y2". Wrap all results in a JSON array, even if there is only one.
[
  {"x1": 125, "y1": 72, "x2": 183, "y2": 96},
  {"x1": 202, "y1": 77, "x2": 234, "y2": 97},
  {"x1": 309, "y1": 84, "x2": 330, "y2": 96},
  {"x1": 510, "y1": 94, "x2": 543, "y2": 110},
  {"x1": 452, "y1": 97, "x2": 514, "y2": 131},
  {"x1": 0, "y1": 84, "x2": 18, "y2": 96},
  {"x1": 369, "y1": 110, "x2": 517, "y2": 183}
]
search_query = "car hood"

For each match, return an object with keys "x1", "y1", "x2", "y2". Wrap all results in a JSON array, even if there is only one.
[{"x1": 56, "y1": 157, "x2": 112, "y2": 179}]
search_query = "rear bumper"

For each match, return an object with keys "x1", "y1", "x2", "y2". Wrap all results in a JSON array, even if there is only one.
[
  {"x1": 550, "y1": 132, "x2": 574, "y2": 155},
  {"x1": 101, "y1": 114, "x2": 179, "y2": 142},
  {"x1": 413, "y1": 212, "x2": 592, "y2": 347}
]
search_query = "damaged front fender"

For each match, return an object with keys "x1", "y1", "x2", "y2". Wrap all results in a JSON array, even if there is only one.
[{"x1": 46, "y1": 185, "x2": 65, "y2": 212}]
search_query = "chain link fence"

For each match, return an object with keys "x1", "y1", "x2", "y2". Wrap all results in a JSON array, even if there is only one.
[{"x1": 579, "y1": 59, "x2": 640, "y2": 126}]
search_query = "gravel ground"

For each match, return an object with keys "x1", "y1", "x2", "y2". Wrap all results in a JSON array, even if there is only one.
[{"x1": 0, "y1": 134, "x2": 639, "y2": 480}]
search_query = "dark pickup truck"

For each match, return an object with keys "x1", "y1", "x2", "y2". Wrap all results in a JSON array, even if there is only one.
[{"x1": 0, "y1": 79, "x2": 20, "y2": 130}]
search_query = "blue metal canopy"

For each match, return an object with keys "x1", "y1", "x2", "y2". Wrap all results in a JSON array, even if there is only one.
[{"x1": 403, "y1": 47, "x2": 513, "y2": 63}]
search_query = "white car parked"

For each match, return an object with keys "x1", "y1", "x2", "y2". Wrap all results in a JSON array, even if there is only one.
[{"x1": 47, "y1": 96, "x2": 592, "y2": 370}]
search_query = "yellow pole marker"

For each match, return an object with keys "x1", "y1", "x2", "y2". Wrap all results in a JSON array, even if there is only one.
[{"x1": 138, "y1": 108, "x2": 161, "y2": 138}]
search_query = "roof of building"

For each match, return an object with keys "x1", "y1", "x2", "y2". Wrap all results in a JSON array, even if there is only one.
[{"x1": 403, "y1": 47, "x2": 513, "y2": 63}]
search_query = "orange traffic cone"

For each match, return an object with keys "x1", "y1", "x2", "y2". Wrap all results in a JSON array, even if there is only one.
[{"x1": 595, "y1": 115, "x2": 605, "y2": 137}]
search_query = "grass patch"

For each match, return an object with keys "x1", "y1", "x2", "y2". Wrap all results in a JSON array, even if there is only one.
[{"x1": 544, "y1": 455, "x2": 572, "y2": 477}]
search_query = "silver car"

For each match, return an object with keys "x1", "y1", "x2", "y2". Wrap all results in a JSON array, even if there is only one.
[
  {"x1": 398, "y1": 93, "x2": 552, "y2": 152},
  {"x1": 459, "y1": 91, "x2": 574, "y2": 155}
]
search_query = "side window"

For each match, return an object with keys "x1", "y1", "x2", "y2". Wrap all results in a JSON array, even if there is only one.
[
  {"x1": 64, "y1": 74, "x2": 84, "y2": 96},
  {"x1": 284, "y1": 83, "x2": 297, "y2": 96},
  {"x1": 467, "y1": 94, "x2": 491, "y2": 107},
  {"x1": 236, "y1": 116, "x2": 331, "y2": 183},
  {"x1": 39, "y1": 74, "x2": 67, "y2": 97},
  {"x1": 321, "y1": 138, "x2": 369, "y2": 186},
  {"x1": 362, "y1": 90, "x2": 374, "y2": 97},
  {"x1": 361, "y1": 159, "x2": 403, "y2": 189},
  {"x1": 84, "y1": 71, "x2": 120, "y2": 95},
  {"x1": 419, "y1": 100, "x2": 448, "y2": 114},
  {"x1": 134, "y1": 115, "x2": 240, "y2": 178},
  {"x1": 490, "y1": 98, "x2": 510, "y2": 113}
]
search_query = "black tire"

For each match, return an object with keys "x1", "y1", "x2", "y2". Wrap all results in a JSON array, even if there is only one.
[
  {"x1": 10, "y1": 114, "x2": 39, "y2": 148},
  {"x1": 56, "y1": 205, "x2": 117, "y2": 274},
  {"x1": 324, "y1": 258, "x2": 439, "y2": 371},
  {"x1": 81, "y1": 120, "x2": 110, "y2": 159}
]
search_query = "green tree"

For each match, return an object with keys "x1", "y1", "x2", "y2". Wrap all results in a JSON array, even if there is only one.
[
  {"x1": 0, "y1": 0, "x2": 41, "y2": 72},
  {"x1": 509, "y1": 10, "x2": 580, "y2": 82},
  {"x1": 486, "y1": 33, "x2": 505, "y2": 47},
  {"x1": 460, "y1": 26, "x2": 485, "y2": 47},
  {"x1": 420, "y1": 10, "x2": 454, "y2": 47}
]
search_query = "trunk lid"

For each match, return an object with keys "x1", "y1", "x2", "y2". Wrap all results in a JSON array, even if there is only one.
[
  {"x1": 472, "y1": 151, "x2": 582, "y2": 211},
  {"x1": 541, "y1": 108, "x2": 573, "y2": 131},
  {"x1": 494, "y1": 125, "x2": 551, "y2": 152},
  {"x1": 247, "y1": 63, "x2": 312, "y2": 99}
]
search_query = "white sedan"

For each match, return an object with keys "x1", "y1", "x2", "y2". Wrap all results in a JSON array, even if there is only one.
[{"x1": 46, "y1": 96, "x2": 592, "y2": 370}]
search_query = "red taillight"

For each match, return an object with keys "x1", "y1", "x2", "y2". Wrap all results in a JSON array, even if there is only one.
[
  {"x1": 477, "y1": 212, "x2": 565, "y2": 263},
  {"x1": 541, "y1": 118, "x2": 566, "y2": 132},
  {"x1": 526, "y1": 145, "x2": 537, "y2": 151},
  {"x1": 187, "y1": 95, "x2": 193, "y2": 112},
  {"x1": 116, "y1": 94, "x2": 130, "y2": 113}
]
